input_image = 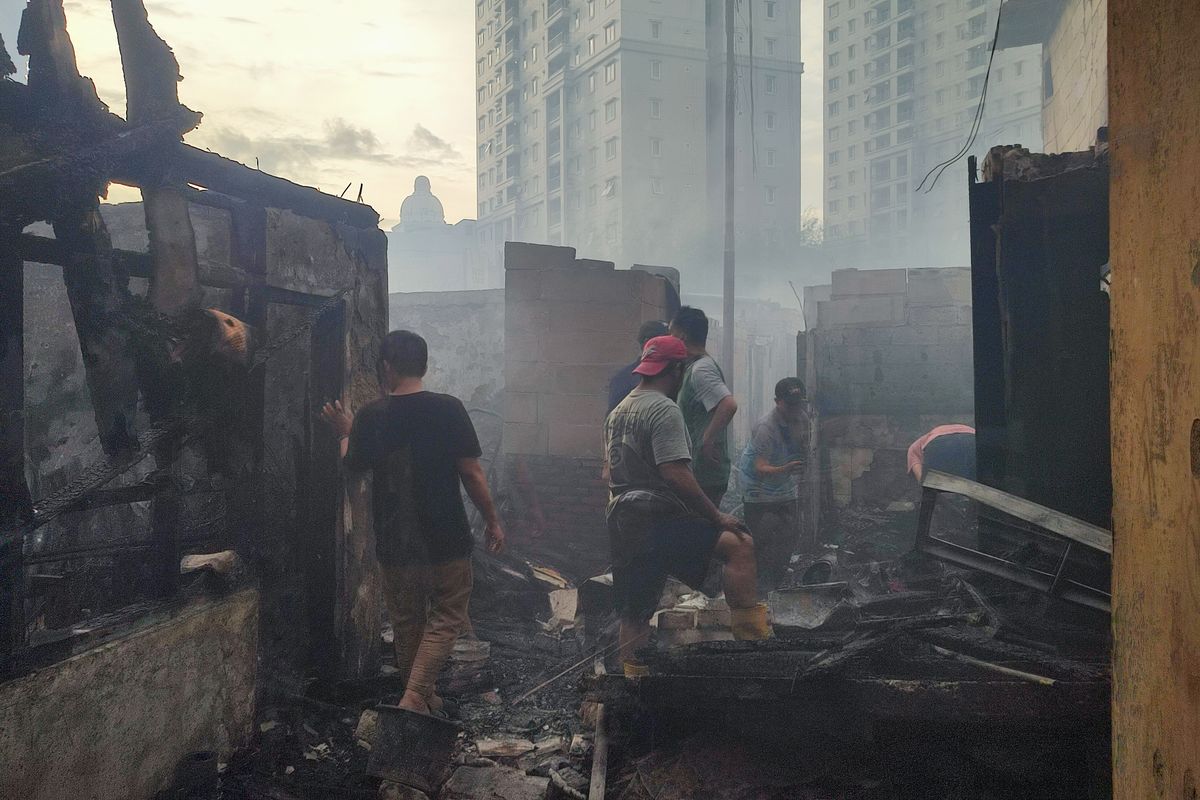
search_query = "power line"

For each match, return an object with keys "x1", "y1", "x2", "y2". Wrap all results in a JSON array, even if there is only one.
[{"x1": 915, "y1": 3, "x2": 1005, "y2": 194}]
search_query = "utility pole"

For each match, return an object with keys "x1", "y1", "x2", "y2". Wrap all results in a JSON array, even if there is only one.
[{"x1": 722, "y1": 0, "x2": 736, "y2": 388}]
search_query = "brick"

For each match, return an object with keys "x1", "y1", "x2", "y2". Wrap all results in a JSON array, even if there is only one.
[
  {"x1": 506, "y1": 301, "x2": 550, "y2": 333},
  {"x1": 549, "y1": 301, "x2": 640, "y2": 335},
  {"x1": 696, "y1": 607, "x2": 732, "y2": 628},
  {"x1": 504, "y1": 422, "x2": 546, "y2": 455},
  {"x1": 505, "y1": 391, "x2": 538, "y2": 424},
  {"x1": 505, "y1": 241, "x2": 576, "y2": 271},
  {"x1": 544, "y1": 330, "x2": 630, "y2": 366},
  {"x1": 823, "y1": 296, "x2": 907, "y2": 327},
  {"x1": 831, "y1": 268, "x2": 907, "y2": 298},
  {"x1": 507, "y1": 360, "x2": 548, "y2": 389},
  {"x1": 540, "y1": 392, "x2": 605, "y2": 424},
  {"x1": 505, "y1": 268, "x2": 544, "y2": 301},
  {"x1": 906, "y1": 305, "x2": 958, "y2": 325},
  {"x1": 548, "y1": 423, "x2": 604, "y2": 458},
  {"x1": 552, "y1": 364, "x2": 616, "y2": 395},
  {"x1": 542, "y1": 268, "x2": 636, "y2": 304},
  {"x1": 505, "y1": 330, "x2": 544, "y2": 363},
  {"x1": 654, "y1": 609, "x2": 698, "y2": 630}
]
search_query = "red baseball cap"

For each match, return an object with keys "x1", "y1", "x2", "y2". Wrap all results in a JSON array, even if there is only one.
[{"x1": 633, "y1": 335, "x2": 688, "y2": 377}]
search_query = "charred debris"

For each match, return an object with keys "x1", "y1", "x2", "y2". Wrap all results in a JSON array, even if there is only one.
[{"x1": 0, "y1": 2, "x2": 1116, "y2": 800}]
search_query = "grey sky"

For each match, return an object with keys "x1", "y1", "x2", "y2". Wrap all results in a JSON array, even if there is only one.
[{"x1": 3, "y1": 0, "x2": 824, "y2": 227}]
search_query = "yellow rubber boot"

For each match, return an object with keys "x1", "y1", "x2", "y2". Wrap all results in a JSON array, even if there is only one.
[
  {"x1": 730, "y1": 603, "x2": 772, "y2": 640},
  {"x1": 623, "y1": 660, "x2": 651, "y2": 679}
]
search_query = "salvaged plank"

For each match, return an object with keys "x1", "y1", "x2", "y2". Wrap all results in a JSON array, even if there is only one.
[{"x1": 921, "y1": 469, "x2": 1112, "y2": 554}]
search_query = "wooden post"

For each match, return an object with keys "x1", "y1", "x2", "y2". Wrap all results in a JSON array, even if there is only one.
[{"x1": 0, "y1": 231, "x2": 30, "y2": 659}]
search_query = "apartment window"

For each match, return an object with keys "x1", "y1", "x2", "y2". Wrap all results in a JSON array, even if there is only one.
[
  {"x1": 574, "y1": 11, "x2": 580, "y2": 29},
  {"x1": 1015, "y1": 60, "x2": 1025, "y2": 76},
  {"x1": 603, "y1": 177, "x2": 617, "y2": 197},
  {"x1": 849, "y1": 195, "x2": 858, "y2": 209},
  {"x1": 829, "y1": 199, "x2": 841, "y2": 214},
  {"x1": 605, "y1": 60, "x2": 617, "y2": 83},
  {"x1": 829, "y1": 151, "x2": 840, "y2": 166},
  {"x1": 848, "y1": 69, "x2": 857, "y2": 85},
  {"x1": 651, "y1": 60, "x2": 663, "y2": 79},
  {"x1": 589, "y1": 147, "x2": 598, "y2": 167},
  {"x1": 532, "y1": 143, "x2": 540, "y2": 160},
  {"x1": 766, "y1": 37, "x2": 777, "y2": 55},
  {"x1": 606, "y1": 98, "x2": 618, "y2": 122},
  {"x1": 828, "y1": 101, "x2": 840, "y2": 117},
  {"x1": 936, "y1": 3, "x2": 944, "y2": 18},
  {"x1": 605, "y1": 137, "x2": 618, "y2": 160},
  {"x1": 765, "y1": 111, "x2": 777, "y2": 130},
  {"x1": 589, "y1": 110, "x2": 597, "y2": 129},
  {"x1": 766, "y1": 148, "x2": 777, "y2": 167},
  {"x1": 765, "y1": 74, "x2": 777, "y2": 94},
  {"x1": 650, "y1": 137, "x2": 663, "y2": 157},
  {"x1": 848, "y1": 143, "x2": 858, "y2": 158},
  {"x1": 848, "y1": 44, "x2": 856, "y2": 58},
  {"x1": 828, "y1": 52, "x2": 840, "y2": 68},
  {"x1": 828, "y1": 76, "x2": 841, "y2": 92},
  {"x1": 589, "y1": 73, "x2": 596, "y2": 93},
  {"x1": 651, "y1": 177, "x2": 664, "y2": 195},
  {"x1": 828, "y1": 28, "x2": 840, "y2": 43},
  {"x1": 765, "y1": 1, "x2": 777, "y2": 19},
  {"x1": 935, "y1": 32, "x2": 944, "y2": 49},
  {"x1": 650, "y1": 98, "x2": 662, "y2": 118},
  {"x1": 829, "y1": 2, "x2": 841, "y2": 18},
  {"x1": 588, "y1": 0, "x2": 595, "y2": 18},
  {"x1": 478, "y1": 116, "x2": 485, "y2": 133},
  {"x1": 650, "y1": 19, "x2": 662, "y2": 39},
  {"x1": 588, "y1": 184, "x2": 598, "y2": 205},
  {"x1": 604, "y1": 21, "x2": 617, "y2": 44},
  {"x1": 828, "y1": 175, "x2": 841, "y2": 190},
  {"x1": 588, "y1": 36, "x2": 596, "y2": 55},
  {"x1": 849, "y1": 18, "x2": 857, "y2": 32},
  {"x1": 829, "y1": 126, "x2": 841, "y2": 141},
  {"x1": 532, "y1": 77, "x2": 539, "y2": 95},
  {"x1": 532, "y1": 45, "x2": 538, "y2": 63}
]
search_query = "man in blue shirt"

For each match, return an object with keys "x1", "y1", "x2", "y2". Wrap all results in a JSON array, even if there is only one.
[
  {"x1": 607, "y1": 320, "x2": 668, "y2": 414},
  {"x1": 736, "y1": 378, "x2": 811, "y2": 591}
]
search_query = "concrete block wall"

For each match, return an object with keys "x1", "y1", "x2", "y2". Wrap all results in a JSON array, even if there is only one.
[
  {"x1": 503, "y1": 242, "x2": 673, "y2": 459},
  {"x1": 806, "y1": 267, "x2": 975, "y2": 511},
  {"x1": 501, "y1": 243, "x2": 673, "y2": 576},
  {"x1": 1042, "y1": 0, "x2": 1108, "y2": 154}
]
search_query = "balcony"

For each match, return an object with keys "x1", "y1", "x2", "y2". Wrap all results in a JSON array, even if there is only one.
[
  {"x1": 547, "y1": 0, "x2": 566, "y2": 25},
  {"x1": 548, "y1": 32, "x2": 566, "y2": 58}
]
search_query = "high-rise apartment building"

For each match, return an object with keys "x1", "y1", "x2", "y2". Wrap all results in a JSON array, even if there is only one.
[
  {"x1": 475, "y1": 0, "x2": 804, "y2": 296},
  {"x1": 822, "y1": 0, "x2": 1043, "y2": 268}
]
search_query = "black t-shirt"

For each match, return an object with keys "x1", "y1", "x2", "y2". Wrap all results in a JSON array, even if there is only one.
[{"x1": 344, "y1": 392, "x2": 482, "y2": 565}]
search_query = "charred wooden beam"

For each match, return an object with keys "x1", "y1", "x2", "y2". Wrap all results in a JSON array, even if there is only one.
[
  {"x1": 52, "y1": 202, "x2": 140, "y2": 455},
  {"x1": 112, "y1": 0, "x2": 203, "y2": 317},
  {"x1": 18, "y1": 233, "x2": 152, "y2": 277},
  {"x1": 0, "y1": 230, "x2": 30, "y2": 659},
  {"x1": 173, "y1": 145, "x2": 381, "y2": 230},
  {"x1": 110, "y1": 0, "x2": 201, "y2": 134}
]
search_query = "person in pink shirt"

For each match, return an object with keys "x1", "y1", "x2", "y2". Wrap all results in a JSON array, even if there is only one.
[{"x1": 907, "y1": 424, "x2": 976, "y2": 483}]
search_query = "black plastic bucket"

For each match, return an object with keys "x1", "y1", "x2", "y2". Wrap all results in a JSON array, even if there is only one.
[{"x1": 366, "y1": 704, "x2": 461, "y2": 793}]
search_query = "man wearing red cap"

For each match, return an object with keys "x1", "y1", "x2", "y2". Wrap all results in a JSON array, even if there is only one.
[{"x1": 604, "y1": 336, "x2": 771, "y2": 675}]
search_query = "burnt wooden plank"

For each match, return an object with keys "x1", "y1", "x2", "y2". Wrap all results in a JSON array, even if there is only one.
[
  {"x1": 173, "y1": 145, "x2": 380, "y2": 230},
  {"x1": 52, "y1": 202, "x2": 140, "y2": 454},
  {"x1": 110, "y1": 0, "x2": 201, "y2": 134},
  {"x1": 0, "y1": 232, "x2": 29, "y2": 659}
]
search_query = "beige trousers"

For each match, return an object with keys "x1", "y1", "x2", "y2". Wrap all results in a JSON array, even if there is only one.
[{"x1": 380, "y1": 558, "x2": 473, "y2": 700}]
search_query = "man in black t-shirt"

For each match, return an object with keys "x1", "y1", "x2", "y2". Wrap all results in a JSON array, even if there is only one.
[{"x1": 321, "y1": 330, "x2": 504, "y2": 715}]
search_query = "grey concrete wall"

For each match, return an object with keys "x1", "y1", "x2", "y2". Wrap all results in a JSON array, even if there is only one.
[
  {"x1": 389, "y1": 290, "x2": 505, "y2": 410},
  {"x1": 0, "y1": 590, "x2": 258, "y2": 800},
  {"x1": 808, "y1": 267, "x2": 975, "y2": 509}
]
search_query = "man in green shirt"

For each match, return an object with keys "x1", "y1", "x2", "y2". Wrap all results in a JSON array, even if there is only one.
[{"x1": 670, "y1": 307, "x2": 738, "y2": 506}]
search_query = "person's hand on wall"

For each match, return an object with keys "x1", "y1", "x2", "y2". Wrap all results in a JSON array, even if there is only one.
[{"x1": 320, "y1": 400, "x2": 353, "y2": 439}]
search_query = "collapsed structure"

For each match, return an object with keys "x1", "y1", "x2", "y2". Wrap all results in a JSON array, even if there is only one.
[{"x1": 1, "y1": 3, "x2": 387, "y2": 796}]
